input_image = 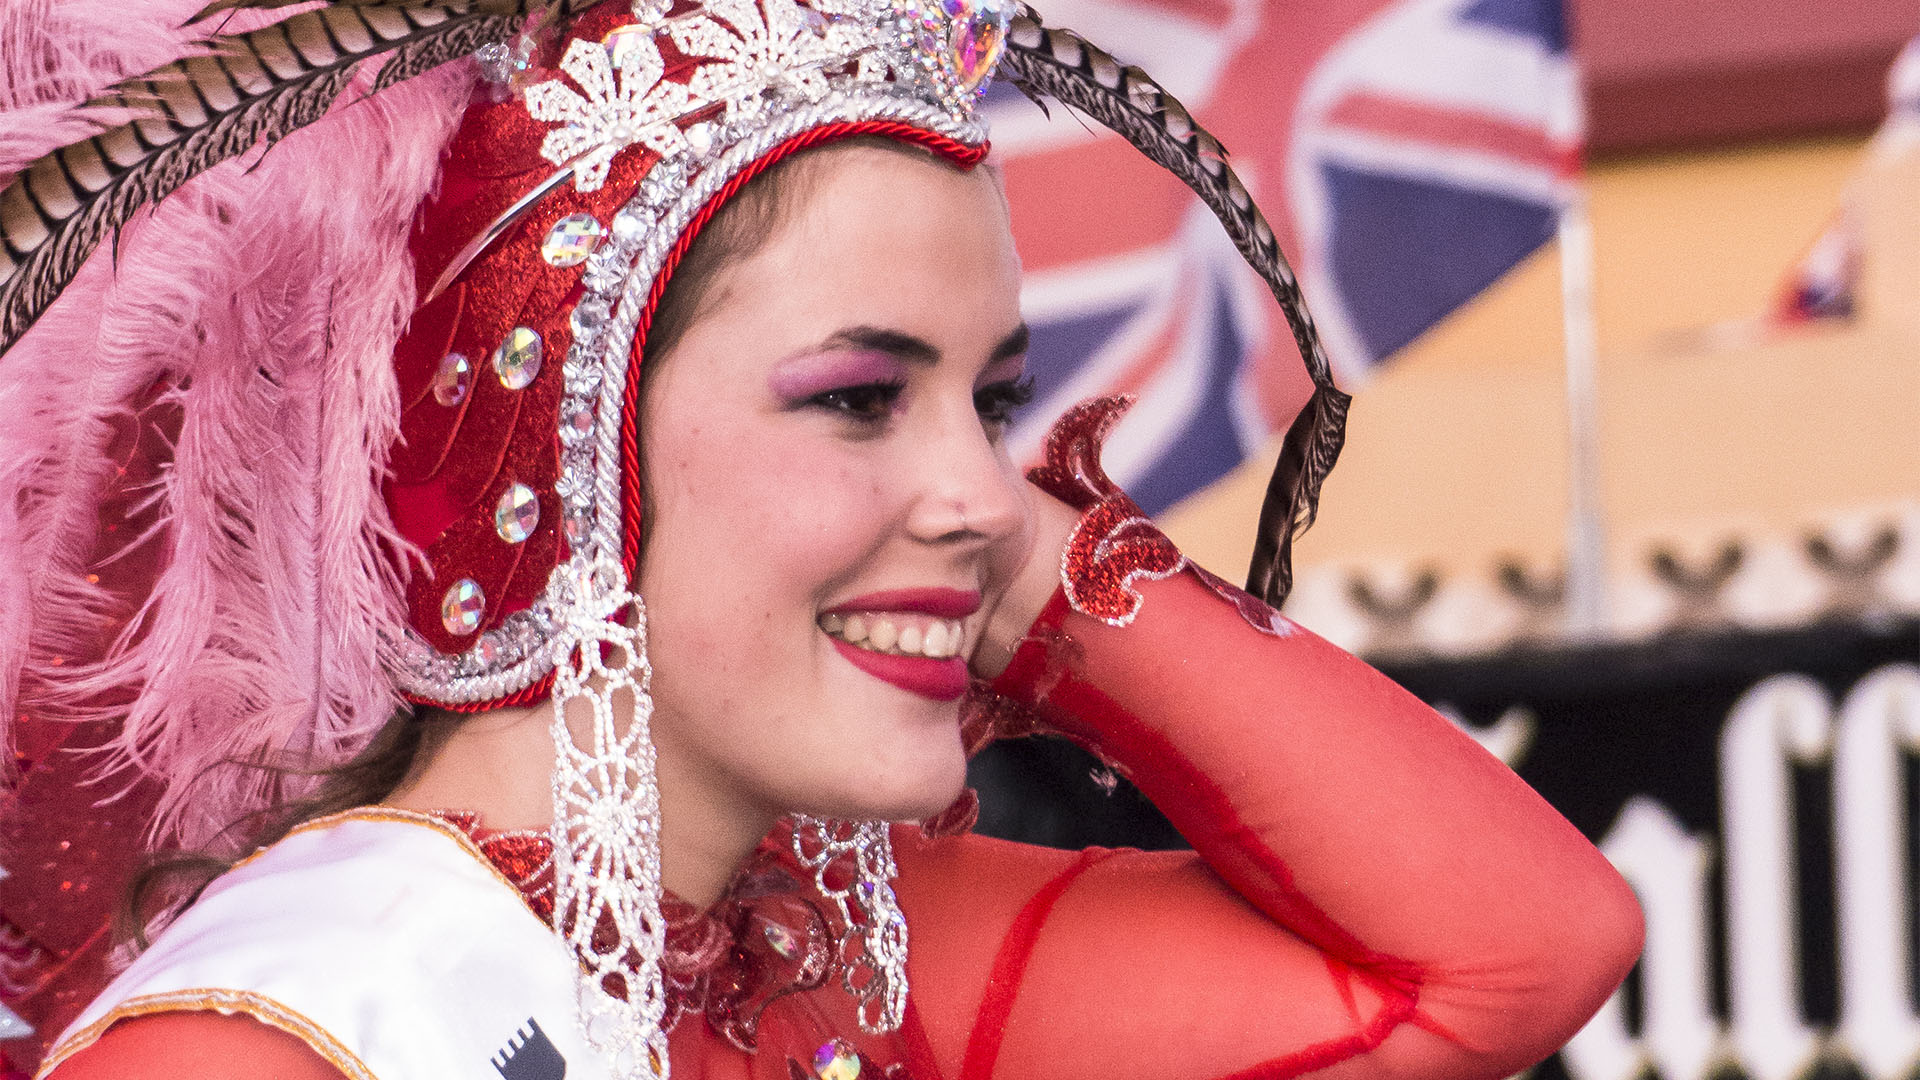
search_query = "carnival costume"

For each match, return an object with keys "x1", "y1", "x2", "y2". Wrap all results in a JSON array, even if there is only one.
[{"x1": 0, "y1": 1, "x2": 1639, "y2": 1078}]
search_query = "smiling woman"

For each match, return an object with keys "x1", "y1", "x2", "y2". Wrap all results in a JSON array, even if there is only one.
[{"x1": 0, "y1": 1, "x2": 1641, "y2": 1079}]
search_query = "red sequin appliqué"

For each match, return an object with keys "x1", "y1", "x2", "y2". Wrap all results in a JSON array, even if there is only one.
[
  {"x1": 1028, "y1": 396, "x2": 1294, "y2": 636},
  {"x1": 432, "y1": 812, "x2": 869, "y2": 1056},
  {"x1": 1027, "y1": 397, "x2": 1185, "y2": 627}
]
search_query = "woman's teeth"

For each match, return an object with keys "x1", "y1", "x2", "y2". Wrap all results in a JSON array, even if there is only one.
[{"x1": 820, "y1": 612, "x2": 964, "y2": 659}]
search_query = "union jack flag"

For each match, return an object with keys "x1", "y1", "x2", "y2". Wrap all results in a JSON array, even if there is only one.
[{"x1": 999, "y1": 0, "x2": 1581, "y2": 515}]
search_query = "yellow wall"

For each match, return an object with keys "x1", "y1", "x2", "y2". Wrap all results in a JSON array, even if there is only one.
[{"x1": 1164, "y1": 134, "x2": 1919, "y2": 600}]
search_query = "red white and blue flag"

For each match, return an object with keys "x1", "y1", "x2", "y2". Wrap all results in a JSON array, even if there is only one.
[
  {"x1": 999, "y1": 0, "x2": 1582, "y2": 514},
  {"x1": 1771, "y1": 32, "x2": 1919, "y2": 326}
]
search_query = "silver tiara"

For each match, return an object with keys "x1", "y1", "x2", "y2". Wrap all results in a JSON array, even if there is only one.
[{"x1": 529, "y1": 0, "x2": 1016, "y2": 192}]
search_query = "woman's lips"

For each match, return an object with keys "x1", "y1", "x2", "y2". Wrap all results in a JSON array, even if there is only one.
[
  {"x1": 828, "y1": 638, "x2": 970, "y2": 702},
  {"x1": 819, "y1": 588, "x2": 980, "y2": 701}
]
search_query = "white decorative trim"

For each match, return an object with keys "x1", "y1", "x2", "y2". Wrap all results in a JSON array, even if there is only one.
[{"x1": 1286, "y1": 502, "x2": 1920, "y2": 660}]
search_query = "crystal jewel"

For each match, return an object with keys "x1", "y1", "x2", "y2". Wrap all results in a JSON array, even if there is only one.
[
  {"x1": 495, "y1": 483, "x2": 540, "y2": 544},
  {"x1": 541, "y1": 213, "x2": 606, "y2": 268},
  {"x1": 563, "y1": 408, "x2": 595, "y2": 443},
  {"x1": 441, "y1": 579, "x2": 485, "y2": 636},
  {"x1": 564, "y1": 508, "x2": 592, "y2": 544},
  {"x1": 610, "y1": 207, "x2": 648, "y2": 244},
  {"x1": 493, "y1": 328, "x2": 543, "y2": 389},
  {"x1": 431, "y1": 352, "x2": 473, "y2": 406},
  {"x1": 570, "y1": 301, "x2": 609, "y2": 339},
  {"x1": 764, "y1": 921, "x2": 800, "y2": 960},
  {"x1": 812, "y1": 1040, "x2": 861, "y2": 1080},
  {"x1": 945, "y1": 0, "x2": 1011, "y2": 94}
]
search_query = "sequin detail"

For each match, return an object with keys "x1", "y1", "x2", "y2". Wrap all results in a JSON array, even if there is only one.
[
  {"x1": 441, "y1": 579, "x2": 486, "y2": 636},
  {"x1": 433, "y1": 812, "x2": 845, "y2": 1054},
  {"x1": 495, "y1": 483, "x2": 541, "y2": 544},
  {"x1": 1027, "y1": 397, "x2": 1184, "y2": 627},
  {"x1": 813, "y1": 1039, "x2": 861, "y2": 1080},
  {"x1": 1029, "y1": 397, "x2": 1294, "y2": 635},
  {"x1": 493, "y1": 328, "x2": 543, "y2": 390},
  {"x1": 431, "y1": 353, "x2": 473, "y2": 406},
  {"x1": 541, "y1": 213, "x2": 607, "y2": 268}
]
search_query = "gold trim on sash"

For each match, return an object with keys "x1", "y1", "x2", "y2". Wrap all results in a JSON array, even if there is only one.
[
  {"x1": 37, "y1": 988, "x2": 378, "y2": 1080},
  {"x1": 42, "y1": 807, "x2": 560, "y2": 1078}
]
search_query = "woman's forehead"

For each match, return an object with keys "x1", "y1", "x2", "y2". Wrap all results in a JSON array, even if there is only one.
[{"x1": 735, "y1": 154, "x2": 1016, "y2": 306}]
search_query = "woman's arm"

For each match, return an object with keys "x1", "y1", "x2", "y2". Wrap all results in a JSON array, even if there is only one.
[{"x1": 891, "y1": 398, "x2": 1642, "y2": 1080}]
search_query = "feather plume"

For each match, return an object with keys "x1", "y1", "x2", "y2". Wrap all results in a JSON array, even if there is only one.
[
  {"x1": 1, "y1": 0, "x2": 476, "y2": 850},
  {"x1": 0, "y1": 0, "x2": 592, "y2": 352},
  {"x1": 0, "y1": 0, "x2": 223, "y2": 786},
  {"x1": 1000, "y1": 6, "x2": 1351, "y2": 609}
]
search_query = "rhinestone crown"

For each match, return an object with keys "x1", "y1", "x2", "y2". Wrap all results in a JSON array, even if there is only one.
[{"x1": 527, "y1": 0, "x2": 1016, "y2": 193}]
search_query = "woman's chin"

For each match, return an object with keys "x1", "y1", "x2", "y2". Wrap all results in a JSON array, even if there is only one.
[{"x1": 790, "y1": 751, "x2": 969, "y2": 825}]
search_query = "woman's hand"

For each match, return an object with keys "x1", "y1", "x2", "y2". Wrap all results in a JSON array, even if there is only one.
[{"x1": 970, "y1": 482, "x2": 1080, "y2": 680}]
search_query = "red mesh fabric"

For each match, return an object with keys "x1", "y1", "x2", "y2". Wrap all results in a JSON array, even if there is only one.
[
  {"x1": 886, "y1": 569, "x2": 1640, "y2": 1080},
  {"x1": 46, "y1": 560, "x2": 1638, "y2": 1080}
]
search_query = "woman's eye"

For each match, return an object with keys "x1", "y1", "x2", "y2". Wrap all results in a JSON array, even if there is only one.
[
  {"x1": 809, "y1": 382, "x2": 904, "y2": 422},
  {"x1": 975, "y1": 375, "x2": 1036, "y2": 427}
]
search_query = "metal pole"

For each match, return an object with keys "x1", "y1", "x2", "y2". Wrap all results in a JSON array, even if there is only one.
[{"x1": 1559, "y1": 195, "x2": 1607, "y2": 640}]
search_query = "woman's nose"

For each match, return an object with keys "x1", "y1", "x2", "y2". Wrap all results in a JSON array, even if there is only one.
[{"x1": 905, "y1": 407, "x2": 1029, "y2": 547}]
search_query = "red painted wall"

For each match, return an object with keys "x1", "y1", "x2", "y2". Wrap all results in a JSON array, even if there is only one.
[{"x1": 1574, "y1": 0, "x2": 1920, "y2": 152}]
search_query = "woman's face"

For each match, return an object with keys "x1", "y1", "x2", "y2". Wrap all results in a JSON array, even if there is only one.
[{"x1": 638, "y1": 144, "x2": 1033, "y2": 840}]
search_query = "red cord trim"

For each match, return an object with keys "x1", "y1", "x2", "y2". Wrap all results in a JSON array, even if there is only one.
[
  {"x1": 618, "y1": 122, "x2": 988, "y2": 577},
  {"x1": 1218, "y1": 984, "x2": 1420, "y2": 1080},
  {"x1": 957, "y1": 847, "x2": 1114, "y2": 1080}
]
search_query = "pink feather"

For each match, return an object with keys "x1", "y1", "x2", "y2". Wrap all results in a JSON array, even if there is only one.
[{"x1": 0, "y1": 0, "x2": 474, "y2": 851}]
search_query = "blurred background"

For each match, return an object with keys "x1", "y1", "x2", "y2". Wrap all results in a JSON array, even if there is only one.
[{"x1": 970, "y1": 3, "x2": 1920, "y2": 1080}]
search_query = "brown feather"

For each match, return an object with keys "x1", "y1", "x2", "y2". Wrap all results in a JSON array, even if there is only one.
[
  {"x1": 0, "y1": 0, "x2": 590, "y2": 353},
  {"x1": 999, "y1": 5, "x2": 1349, "y2": 609}
]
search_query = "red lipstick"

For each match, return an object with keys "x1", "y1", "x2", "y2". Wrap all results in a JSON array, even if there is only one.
[
  {"x1": 821, "y1": 588, "x2": 979, "y2": 701},
  {"x1": 829, "y1": 638, "x2": 970, "y2": 702}
]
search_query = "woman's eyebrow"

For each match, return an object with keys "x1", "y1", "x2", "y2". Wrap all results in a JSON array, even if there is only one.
[
  {"x1": 821, "y1": 327, "x2": 939, "y2": 363},
  {"x1": 992, "y1": 323, "x2": 1031, "y2": 363},
  {"x1": 818, "y1": 323, "x2": 1032, "y2": 365}
]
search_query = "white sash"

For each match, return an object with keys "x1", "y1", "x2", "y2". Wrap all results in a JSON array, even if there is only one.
[{"x1": 43, "y1": 809, "x2": 609, "y2": 1080}]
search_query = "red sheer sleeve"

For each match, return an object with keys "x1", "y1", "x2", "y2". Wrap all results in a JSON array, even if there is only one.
[
  {"x1": 43, "y1": 1012, "x2": 350, "y2": 1080},
  {"x1": 888, "y1": 400, "x2": 1643, "y2": 1080}
]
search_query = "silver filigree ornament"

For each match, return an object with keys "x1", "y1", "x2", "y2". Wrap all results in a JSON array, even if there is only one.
[
  {"x1": 547, "y1": 554, "x2": 673, "y2": 1079},
  {"x1": 522, "y1": 0, "x2": 1011, "y2": 196},
  {"x1": 792, "y1": 816, "x2": 910, "y2": 1033},
  {"x1": 526, "y1": 32, "x2": 693, "y2": 193},
  {"x1": 670, "y1": 0, "x2": 882, "y2": 123}
]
